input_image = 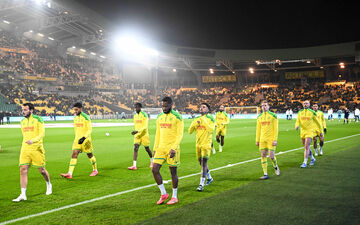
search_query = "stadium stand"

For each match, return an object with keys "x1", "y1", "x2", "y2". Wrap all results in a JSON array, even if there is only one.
[{"x1": 0, "y1": 28, "x2": 359, "y2": 116}]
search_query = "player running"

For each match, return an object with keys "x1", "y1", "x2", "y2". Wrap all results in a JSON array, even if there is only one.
[
  {"x1": 13, "y1": 103, "x2": 52, "y2": 202},
  {"x1": 295, "y1": 100, "x2": 323, "y2": 168},
  {"x1": 128, "y1": 102, "x2": 153, "y2": 170},
  {"x1": 61, "y1": 102, "x2": 98, "y2": 179},
  {"x1": 152, "y1": 97, "x2": 184, "y2": 205},
  {"x1": 215, "y1": 105, "x2": 230, "y2": 153},
  {"x1": 189, "y1": 103, "x2": 215, "y2": 191},
  {"x1": 256, "y1": 100, "x2": 280, "y2": 180},
  {"x1": 312, "y1": 104, "x2": 327, "y2": 156}
]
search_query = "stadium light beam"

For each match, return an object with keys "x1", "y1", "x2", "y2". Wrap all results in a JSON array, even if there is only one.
[
  {"x1": 3, "y1": 20, "x2": 10, "y2": 24},
  {"x1": 80, "y1": 48, "x2": 86, "y2": 52},
  {"x1": 37, "y1": 33, "x2": 44, "y2": 37},
  {"x1": 115, "y1": 35, "x2": 158, "y2": 57},
  {"x1": 48, "y1": 37, "x2": 54, "y2": 40},
  {"x1": 90, "y1": 52, "x2": 96, "y2": 56}
]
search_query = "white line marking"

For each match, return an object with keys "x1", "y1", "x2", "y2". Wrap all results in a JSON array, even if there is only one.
[{"x1": 1, "y1": 133, "x2": 359, "y2": 225}]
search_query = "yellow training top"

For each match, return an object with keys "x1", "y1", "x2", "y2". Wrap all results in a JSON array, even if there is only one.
[
  {"x1": 188, "y1": 114, "x2": 215, "y2": 148},
  {"x1": 133, "y1": 110, "x2": 149, "y2": 138},
  {"x1": 215, "y1": 111, "x2": 230, "y2": 129},
  {"x1": 73, "y1": 112, "x2": 92, "y2": 140},
  {"x1": 315, "y1": 110, "x2": 326, "y2": 131},
  {"x1": 256, "y1": 111, "x2": 278, "y2": 142},
  {"x1": 154, "y1": 109, "x2": 184, "y2": 151},
  {"x1": 21, "y1": 114, "x2": 45, "y2": 151},
  {"x1": 295, "y1": 108, "x2": 322, "y2": 133}
]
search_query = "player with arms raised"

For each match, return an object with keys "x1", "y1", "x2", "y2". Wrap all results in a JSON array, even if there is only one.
[
  {"x1": 189, "y1": 103, "x2": 215, "y2": 191},
  {"x1": 256, "y1": 100, "x2": 280, "y2": 180}
]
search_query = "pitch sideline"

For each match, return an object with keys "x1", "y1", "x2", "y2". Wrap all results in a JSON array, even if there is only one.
[{"x1": 1, "y1": 133, "x2": 359, "y2": 225}]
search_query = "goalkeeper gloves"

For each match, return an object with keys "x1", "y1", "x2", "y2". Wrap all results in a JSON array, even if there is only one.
[{"x1": 78, "y1": 137, "x2": 86, "y2": 144}]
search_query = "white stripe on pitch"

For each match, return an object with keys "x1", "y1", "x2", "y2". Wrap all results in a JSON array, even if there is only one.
[{"x1": 1, "y1": 133, "x2": 359, "y2": 225}]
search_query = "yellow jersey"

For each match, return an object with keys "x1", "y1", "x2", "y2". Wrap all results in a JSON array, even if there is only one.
[
  {"x1": 315, "y1": 110, "x2": 326, "y2": 131},
  {"x1": 154, "y1": 109, "x2": 184, "y2": 151},
  {"x1": 295, "y1": 109, "x2": 322, "y2": 134},
  {"x1": 256, "y1": 111, "x2": 278, "y2": 142},
  {"x1": 133, "y1": 110, "x2": 149, "y2": 139},
  {"x1": 216, "y1": 111, "x2": 230, "y2": 129},
  {"x1": 20, "y1": 114, "x2": 45, "y2": 151},
  {"x1": 188, "y1": 114, "x2": 215, "y2": 148},
  {"x1": 74, "y1": 112, "x2": 92, "y2": 140}
]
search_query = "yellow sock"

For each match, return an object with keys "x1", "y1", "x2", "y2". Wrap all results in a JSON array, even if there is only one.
[
  {"x1": 89, "y1": 156, "x2": 97, "y2": 171},
  {"x1": 270, "y1": 156, "x2": 278, "y2": 168},
  {"x1": 261, "y1": 157, "x2": 268, "y2": 175},
  {"x1": 68, "y1": 158, "x2": 77, "y2": 174}
]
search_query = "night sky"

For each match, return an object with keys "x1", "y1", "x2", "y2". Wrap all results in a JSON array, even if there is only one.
[{"x1": 75, "y1": 0, "x2": 360, "y2": 50}]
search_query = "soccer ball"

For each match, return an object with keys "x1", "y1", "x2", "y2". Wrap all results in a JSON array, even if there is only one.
[{"x1": 105, "y1": 133, "x2": 110, "y2": 136}]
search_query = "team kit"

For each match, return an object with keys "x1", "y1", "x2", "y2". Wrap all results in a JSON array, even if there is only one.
[{"x1": 13, "y1": 97, "x2": 326, "y2": 205}]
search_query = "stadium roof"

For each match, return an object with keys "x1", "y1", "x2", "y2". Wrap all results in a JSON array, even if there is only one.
[
  {"x1": 0, "y1": 0, "x2": 111, "y2": 55},
  {"x1": 1, "y1": 0, "x2": 359, "y2": 79}
]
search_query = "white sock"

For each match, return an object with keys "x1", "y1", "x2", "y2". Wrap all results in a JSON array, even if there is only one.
[
  {"x1": 150, "y1": 158, "x2": 153, "y2": 162},
  {"x1": 46, "y1": 181, "x2": 51, "y2": 186},
  {"x1": 172, "y1": 188, "x2": 177, "y2": 199},
  {"x1": 219, "y1": 145, "x2": 223, "y2": 151},
  {"x1": 68, "y1": 172, "x2": 72, "y2": 175},
  {"x1": 303, "y1": 157, "x2": 308, "y2": 164},
  {"x1": 200, "y1": 177, "x2": 205, "y2": 186},
  {"x1": 319, "y1": 146, "x2": 322, "y2": 151},
  {"x1": 310, "y1": 153, "x2": 315, "y2": 160},
  {"x1": 206, "y1": 171, "x2": 212, "y2": 180},
  {"x1": 314, "y1": 148, "x2": 318, "y2": 154},
  {"x1": 21, "y1": 188, "x2": 26, "y2": 196},
  {"x1": 158, "y1": 183, "x2": 166, "y2": 195},
  {"x1": 133, "y1": 161, "x2": 137, "y2": 167}
]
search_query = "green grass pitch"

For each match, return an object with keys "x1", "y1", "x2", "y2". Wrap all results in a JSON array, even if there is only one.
[{"x1": 0, "y1": 118, "x2": 359, "y2": 225}]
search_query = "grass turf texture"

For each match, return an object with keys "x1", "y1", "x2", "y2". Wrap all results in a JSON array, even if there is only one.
[{"x1": 0, "y1": 119, "x2": 359, "y2": 224}]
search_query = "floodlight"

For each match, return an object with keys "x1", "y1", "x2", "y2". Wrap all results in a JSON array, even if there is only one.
[
  {"x1": 115, "y1": 35, "x2": 158, "y2": 57},
  {"x1": 249, "y1": 67, "x2": 254, "y2": 74}
]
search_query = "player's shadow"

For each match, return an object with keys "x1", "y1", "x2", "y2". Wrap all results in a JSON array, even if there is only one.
[{"x1": 214, "y1": 176, "x2": 253, "y2": 182}]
